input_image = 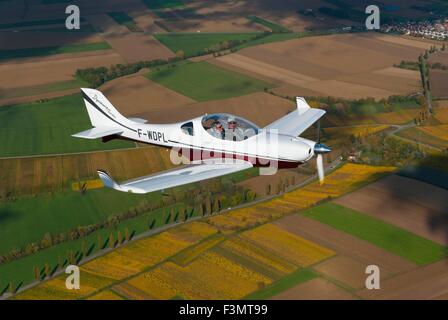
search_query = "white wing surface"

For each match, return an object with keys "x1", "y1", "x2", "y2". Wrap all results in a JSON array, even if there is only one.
[{"x1": 98, "y1": 160, "x2": 253, "y2": 194}]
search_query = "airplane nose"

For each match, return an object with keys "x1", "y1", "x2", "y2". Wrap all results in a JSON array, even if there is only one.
[{"x1": 314, "y1": 143, "x2": 331, "y2": 154}]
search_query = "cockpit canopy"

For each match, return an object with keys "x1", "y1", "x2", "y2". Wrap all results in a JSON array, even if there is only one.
[{"x1": 201, "y1": 113, "x2": 259, "y2": 141}]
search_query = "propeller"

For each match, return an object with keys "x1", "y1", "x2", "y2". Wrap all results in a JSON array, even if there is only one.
[{"x1": 313, "y1": 120, "x2": 331, "y2": 185}]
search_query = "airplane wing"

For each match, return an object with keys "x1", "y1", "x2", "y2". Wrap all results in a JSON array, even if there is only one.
[
  {"x1": 264, "y1": 97, "x2": 326, "y2": 137},
  {"x1": 97, "y1": 159, "x2": 253, "y2": 194},
  {"x1": 72, "y1": 127, "x2": 123, "y2": 139}
]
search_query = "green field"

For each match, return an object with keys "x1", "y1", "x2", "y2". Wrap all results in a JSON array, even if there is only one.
[
  {"x1": 142, "y1": 0, "x2": 183, "y2": 9},
  {"x1": 107, "y1": 12, "x2": 141, "y2": 32},
  {"x1": 154, "y1": 32, "x2": 258, "y2": 57},
  {"x1": 0, "y1": 201, "x2": 181, "y2": 291},
  {"x1": 0, "y1": 77, "x2": 89, "y2": 100},
  {"x1": 244, "y1": 269, "x2": 317, "y2": 300},
  {"x1": 303, "y1": 203, "x2": 447, "y2": 265},
  {"x1": 146, "y1": 61, "x2": 273, "y2": 101},
  {"x1": 248, "y1": 16, "x2": 290, "y2": 33},
  {"x1": 0, "y1": 42, "x2": 111, "y2": 60},
  {"x1": 0, "y1": 94, "x2": 133, "y2": 157}
]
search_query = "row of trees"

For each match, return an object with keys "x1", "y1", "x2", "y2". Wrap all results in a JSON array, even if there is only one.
[
  {"x1": 11, "y1": 188, "x2": 257, "y2": 293},
  {"x1": 0, "y1": 179, "x2": 256, "y2": 266},
  {"x1": 76, "y1": 32, "x2": 272, "y2": 88},
  {"x1": 343, "y1": 132, "x2": 427, "y2": 166}
]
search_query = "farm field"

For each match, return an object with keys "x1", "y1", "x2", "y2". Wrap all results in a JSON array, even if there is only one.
[
  {"x1": 10, "y1": 163, "x2": 398, "y2": 299},
  {"x1": 334, "y1": 174, "x2": 448, "y2": 245},
  {"x1": 86, "y1": 13, "x2": 174, "y2": 63},
  {"x1": 0, "y1": 187, "x2": 165, "y2": 257},
  {"x1": 0, "y1": 146, "x2": 174, "y2": 196},
  {"x1": 430, "y1": 70, "x2": 448, "y2": 99},
  {"x1": 322, "y1": 125, "x2": 389, "y2": 147},
  {"x1": 213, "y1": 33, "x2": 429, "y2": 99},
  {"x1": 0, "y1": 94, "x2": 134, "y2": 157},
  {"x1": 302, "y1": 202, "x2": 447, "y2": 265},
  {"x1": 397, "y1": 126, "x2": 448, "y2": 149},
  {"x1": 107, "y1": 11, "x2": 142, "y2": 32},
  {"x1": 100, "y1": 73, "x2": 293, "y2": 125},
  {"x1": 13, "y1": 160, "x2": 443, "y2": 299},
  {"x1": 154, "y1": 32, "x2": 259, "y2": 57},
  {"x1": 146, "y1": 61, "x2": 274, "y2": 102},
  {"x1": 0, "y1": 78, "x2": 89, "y2": 101},
  {"x1": 0, "y1": 42, "x2": 111, "y2": 61}
]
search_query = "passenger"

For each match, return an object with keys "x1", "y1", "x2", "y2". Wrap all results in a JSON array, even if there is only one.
[
  {"x1": 226, "y1": 116, "x2": 245, "y2": 141},
  {"x1": 207, "y1": 120, "x2": 226, "y2": 139}
]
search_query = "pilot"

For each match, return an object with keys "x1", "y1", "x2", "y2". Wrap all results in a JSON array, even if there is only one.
[
  {"x1": 207, "y1": 120, "x2": 226, "y2": 139},
  {"x1": 226, "y1": 116, "x2": 245, "y2": 141}
]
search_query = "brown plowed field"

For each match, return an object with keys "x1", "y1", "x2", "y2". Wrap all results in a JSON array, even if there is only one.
[
  {"x1": 357, "y1": 259, "x2": 448, "y2": 300},
  {"x1": 86, "y1": 14, "x2": 174, "y2": 63},
  {"x1": 275, "y1": 215, "x2": 416, "y2": 274},
  {"x1": 214, "y1": 33, "x2": 427, "y2": 99},
  {"x1": 334, "y1": 175, "x2": 448, "y2": 245},
  {"x1": 271, "y1": 278, "x2": 357, "y2": 300}
]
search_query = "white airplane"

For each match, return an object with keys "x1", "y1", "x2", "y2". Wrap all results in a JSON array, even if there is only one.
[{"x1": 73, "y1": 88, "x2": 331, "y2": 194}]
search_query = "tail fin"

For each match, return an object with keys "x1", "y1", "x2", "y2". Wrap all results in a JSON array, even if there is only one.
[{"x1": 81, "y1": 88, "x2": 132, "y2": 128}]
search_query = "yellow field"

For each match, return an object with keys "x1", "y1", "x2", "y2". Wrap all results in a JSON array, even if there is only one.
[
  {"x1": 87, "y1": 290, "x2": 123, "y2": 300},
  {"x1": 220, "y1": 236, "x2": 297, "y2": 276},
  {"x1": 127, "y1": 252, "x2": 272, "y2": 300},
  {"x1": 417, "y1": 124, "x2": 448, "y2": 141},
  {"x1": 324, "y1": 125, "x2": 389, "y2": 146},
  {"x1": 241, "y1": 224, "x2": 335, "y2": 267},
  {"x1": 171, "y1": 235, "x2": 226, "y2": 266},
  {"x1": 324, "y1": 110, "x2": 418, "y2": 126},
  {"x1": 208, "y1": 164, "x2": 396, "y2": 230},
  {"x1": 282, "y1": 163, "x2": 396, "y2": 208},
  {"x1": 81, "y1": 232, "x2": 193, "y2": 280},
  {"x1": 71, "y1": 179, "x2": 103, "y2": 191},
  {"x1": 15, "y1": 163, "x2": 395, "y2": 300},
  {"x1": 15, "y1": 271, "x2": 115, "y2": 300},
  {"x1": 433, "y1": 108, "x2": 448, "y2": 123},
  {"x1": 166, "y1": 221, "x2": 218, "y2": 243}
]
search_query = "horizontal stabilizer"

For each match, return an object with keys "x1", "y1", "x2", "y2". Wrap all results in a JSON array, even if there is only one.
[
  {"x1": 264, "y1": 97, "x2": 325, "y2": 137},
  {"x1": 72, "y1": 127, "x2": 123, "y2": 140},
  {"x1": 97, "y1": 160, "x2": 253, "y2": 194},
  {"x1": 128, "y1": 117, "x2": 148, "y2": 124}
]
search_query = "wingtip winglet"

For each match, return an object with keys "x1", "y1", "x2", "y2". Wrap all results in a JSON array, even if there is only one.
[{"x1": 97, "y1": 169, "x2": 123, "y2": 191}]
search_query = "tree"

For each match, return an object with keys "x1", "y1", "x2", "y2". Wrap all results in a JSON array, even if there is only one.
[
  {"x1": 81, "y1": 240, "x2": 88, "y2": 256},
  {"x1": 212, "y1": 199, "x2": 219, "y2": 214},
  {"x1": 109, "y1": 233, "x2": 115, "y2": 248},
  {"x1": 125, "y1": 228, "x2": 130, "y2": 242},
  {"x1": 97, "y1": 235, "x2": 103, "y2": 249},
  {"x1": 41, "y1": 233, "x2": 53, "y2": 248},
  {"x1": 33, "y1": 265, "x2": 40, "y2": 281},
  {"x1": 45, "y1": 262, "x2": 51, "y2": 278},
  {"x1": 205, "y1": 196, "x2": 212, "y2": 215},
  {"x1": 117, "y1": 230, "x2": 123, "y2": 244},
  {"x1": 9, "y1": 281, "x2": 15, "y2": 294},
  {"x1": 175, "y1": 50, "x2": 185, "y2": 59}
]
